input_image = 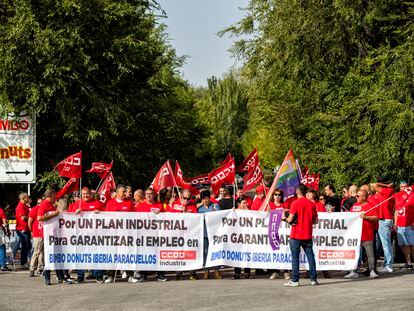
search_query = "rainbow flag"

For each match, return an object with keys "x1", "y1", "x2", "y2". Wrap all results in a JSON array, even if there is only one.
[{"x1": 259, "y1": 149, "x2": 301, "y2": 210}]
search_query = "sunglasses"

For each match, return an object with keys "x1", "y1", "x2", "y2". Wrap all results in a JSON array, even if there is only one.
[
  {"x1": 274, "y1": 194, "x2": 282, "y2": 196},
  {"x1": 182, "y1": 197, "x2": 191, "y2": 200}
]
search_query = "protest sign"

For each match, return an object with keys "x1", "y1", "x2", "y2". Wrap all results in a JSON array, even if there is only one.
[
  {"x1": 44, "y1": 212, "x2": 204, "y2": 271},
  {"x1": 205, "y1": 210, "x2": 362, "y2": 270}
]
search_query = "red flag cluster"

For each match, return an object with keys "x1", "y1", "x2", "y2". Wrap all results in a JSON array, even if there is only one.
[
  {"x1": 208, "y1": 154, "x2": 236, "y2": 194},
  {"x1": 55, "y1": 151, "x2": 82, "y2": 179},
  {"x1": 241, "y1": 148, "x2": 263, "y2": 192},
  {"x1": 301, "y1": 166, "x2": 320, "y2": 191},
  {"x1": 98, "y1": 172, "x2": 116, "y2": 203}
]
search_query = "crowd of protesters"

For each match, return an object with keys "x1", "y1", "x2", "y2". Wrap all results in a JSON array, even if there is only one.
[{"x1": 0, "y1": 178, "x2": 413, "y2": 287}]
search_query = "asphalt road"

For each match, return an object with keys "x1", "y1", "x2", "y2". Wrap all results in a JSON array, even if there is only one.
[{"x1": 1, "y1": 268, "x2": 413, "y2": 311}]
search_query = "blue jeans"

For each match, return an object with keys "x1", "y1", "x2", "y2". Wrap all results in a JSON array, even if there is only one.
[
  {"x1": 378, "y1": 219, "x2": 393, "y2": 268},
  {"x1": 289, "y1": 238, "x2": 317, "y2": 282},
  {"x1": 0, "y1": 244, "x2": 6, "y2": 267},
  {"x1": 13, "y1": 230, "x2": 31, "y2": 265}
]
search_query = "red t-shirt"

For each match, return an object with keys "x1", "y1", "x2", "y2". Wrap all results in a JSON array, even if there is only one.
[
  {"x1": 69, "y1": 199, "x2": 105, "y2": 212},
  {"x1": 250, "y1": 197, "x2": 264, "y2": 211},
  {"x1": 0, "y1": 208, "x2": 6, "y2": 226},
  {"x1": 284, "y1": 196, "x2": 297, "y2": 210},
  {"x1": 135, "y1": 201, "x2": 163, "y2": 213},
  {"x1": 166, "y1": 199, "x2": 197, "y2": 213},
  {"x1": 351, "y1": 202, "x2": 378, "y2": 241},
  {"x1": 28, "y1": 205, "x2": 41, "y2": 238},
  {"x1": 289, "y1": 197, "x2": 317, "y2": 240},
  {"x1": 315, "y1": 202, "x2": 326, "y2": 212},
  {"x1": 269, "y1": 202, "x2": 285, "y2": 211},
  {"x1": 377, "y1": 187, "x2": 395, "y2": 220},
  {"x1": 105, "y1": 198, "x2": 134, "y2": 212},
  {"x1": 395, "y1": 191, "x2": 414, "y2": 227},
  {"x1": 15, "y1": 202, "x2": 30, "y2": 231},
  {"x1": 37, "y1": 200, "x2": 57, "y2": 239}
]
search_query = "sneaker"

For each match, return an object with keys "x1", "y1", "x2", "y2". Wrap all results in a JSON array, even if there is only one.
[
  {"x1": 189, "y1": 274, "x2": 198, "y2": 281},
  {"x1": 128, "y1": 276, "x2": 139, "y2": 283},
  {"x1": 63, "y1": 279, "x2": 73, "y2": 285},
  {"x1": 138, "y1": 277, "x2": 146, "y2": 283},
  {"x1": 378, "y1": 266, "x2": 393, "y2": 273},
  {"x1": 369, "y1": 270, "x2": 378, "y2": 279},
  {"x1": 214, "y1": 271, "x2": 222, "y2": 279},
  {"x1": 310, "y1": 280, "x2": 319, "y2": 286},
  {"x1": 232, "y1": 274, "x2": 241, "y2": 279},
  {"x1": 157, "y1": 275, "x2": 168, "y2": 282},
  {"x1": 344, "y1": 271, "x2": 359, "y2": 279},
  {"x1": 44, "y1": 279, "x2": 51, "y2": 286},
  {"x1": 104, "y1": 276, "x2": 114, "y2": 284},
  {"x1": 96, "y1": 277, "x2": 104, "y2": 284},
  {"x1": 283, "y1": 281, "x2": 299, "y2": 287},
  {"x1": 269, "y1": 272, "x2": 278, "y2": 280},
  {"x1": 122, "y1": 272, "x2": 128, "y2": 279},
  {"x1": 284, "y1": 272, "x2": 290, "y2": 280},
  {"x1": 29, "y1": 271, "x2": 35, "y2": 277},
  {"x1": 400, "y1": 263, "x2": 413, "y2": 270},
  {"x1": 74, "y1": 277, "x2": 84, "y2": 284}
]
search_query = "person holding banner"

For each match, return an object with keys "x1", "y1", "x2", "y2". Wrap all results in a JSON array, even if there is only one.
[
  {"x1": 282, "y1": 184, "x2": 318, "y2": 287},
  {"x1": 346, "y1": 189, "x2": 379, "y2": 279},
  {"x1": 233, "y1": 196, "x2": 251, "y2": 279},
  {"x1": 28, "y1": 200, "x2": 43, "y2": 277},
  {"x1": 37, "y1": 189, "x2": 71, "y2": 285},
  {"x1": 198, "y1": 190, "x2": 221, "y2": 279}
]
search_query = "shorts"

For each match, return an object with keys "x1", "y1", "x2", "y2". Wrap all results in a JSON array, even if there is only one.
[{"x1": 397, "y1": 226, "x2": 414, "y2": 246}]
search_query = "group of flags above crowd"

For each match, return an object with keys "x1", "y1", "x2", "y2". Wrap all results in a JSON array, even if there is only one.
[{"x1": 53, "y1": 149, "x2": 321, "y2": 209}]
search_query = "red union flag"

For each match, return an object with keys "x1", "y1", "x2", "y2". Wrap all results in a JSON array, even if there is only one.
[
  {"x1": 174, "y1": 161, "x2": 199, "y2": 194},
  {"x1": 187, "y1": 174, "x2": 210, "y2": 186},
  {"x1": 243, "y1": 163, "x2": 263, "y2": 192},
  {"x1": 55, "y1": 178, "x2": 79, "y2": 200},
  {"x1": 150, "y1": 160, "x2": 177, "y2": 193},
  {"x1": 87, "y1": 161, "x2": 113, "y2": 179},
  {"x1": 55, "y1": 151, "x2": 82, "y2": 179},
  {"x1": 98, "y1": 172, "x2": 116, "y2": 203},
  {"x1": 237, "y1": 148, "x2": 259, "y2": 173},
  {"x1": 301, "y1": 166, "x2": 320, "y2": 191},
  {"x1": 208, "y1": 156, "x2": 236, "y2": 194}
]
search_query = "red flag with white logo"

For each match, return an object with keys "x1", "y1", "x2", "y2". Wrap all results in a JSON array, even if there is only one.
[
  {"x1": 243, "y1": 163, "x2": 263, "y2": 192},
  {"x1": 237, "y1": 148, "x2": 259, "y2": 173},
  {"x1": 87, "y1": 161, "x2": 113, "y2": 179},
  {"x1": 187, "y1": 174, "x2": 211, "y2": 187},
  {"x1": 98, "y1": 172, "x2": 116, "y2": 204},
  {"x1": 55, "y1": 178, "x2": 79, "y2": 200},
  {"x1": 301, "y1": 168, "x2": 320, "y2": 191},
  {"x1": 150, "y1": 160, "x2": 177, "y2": 193},
  {"x1": 208, "y1": 156, "x2": 236, "y2": 195},
  {"x1": 55, "y1": 151, "x2": 82, "y2": 179},
  {"x1": 174, "y1": 161, "x2": 199, "y2": 194}
]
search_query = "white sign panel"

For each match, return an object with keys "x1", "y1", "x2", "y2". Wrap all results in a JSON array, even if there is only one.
[
  {"x1": 205, "y1": 210, "x2": 362, "y2": 271},
  {"x1": 44, "y1": 212, "x2": 204, "y2": 271},
  {"x1": 0, "y1": 112, "x2": 36, "y2": 183}
]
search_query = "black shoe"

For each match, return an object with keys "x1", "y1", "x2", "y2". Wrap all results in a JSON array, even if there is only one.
[
  {"x1": 75, "y1": 277, "x2": 84, "y2": 284},
  {"x1": 244, "y1": 273, "x2": 252, "y2": 279},
  {"x1": 29, "y1": 271, "x2": 35, "y2": 277},
  {"x1": 323, "y1": 271, "x2": 331, "y2": 278},
  {"x1": 62, "y1": 278, "x2": 73, "y2": 285},
  {"x1": 400, "y1": 263, "x2": 413, "y2": 270},
  {"x1": 44, "y1": 279, "x2": 51, "y2": 286},
  {"x1": 96, "y1": 277, "x2": 104, "y2": 284},
  {"x1": 232, "y1": 274, "x2": 241, "y2": 279},
  {"x1": 175, "y1": 274, "x2": 182, "y2": 281}
]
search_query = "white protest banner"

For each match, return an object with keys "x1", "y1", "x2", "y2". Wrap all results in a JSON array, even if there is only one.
[
  {"x1": 205, "y1": 210, "x2": 362, "y2": 270},
  {"x1": 44, "y1": 212, "x2": 204, "y2": 271}
]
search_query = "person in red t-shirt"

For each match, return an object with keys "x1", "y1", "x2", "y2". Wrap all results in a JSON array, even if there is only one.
[
  {"x1": 250, "y1": 185, "x2": 266, "y2": 211},
  {"x1": 135, "y1": 188, "x2": 163, "y2": 214},
  {"x1": 135, "y1": 188, "x2": 167, "y2": 282},
  {"x1": 306, "y1": 189, "x2": 326, "y2": 213},
  {"x1": 72, "y1": 187, "x2": 105, "y2": 214},
  {"x1": 235, "y1": 189, "x2": 253, "y2": 209},
  {"x1": 282, "y1": 184, "x2": 318, "y2": 287},
  {"x1": 28, "y1": 201, "x2": 43, "y2": 277},
  {"x1": 394, "y1": 183, "x2": 414, "y2": 269},
  {"x1": 372, "y1": 181, "x2": 395, "y2": 273},
  {"x1": 345, "y1": 189, "x2": 379, "y2": 279},
  {"x1": 105, "y1": 185, "x2": 134, "y2": 212},
  {"x1": 37, "y1": 189, "x2": 70, "y2": 285},
  {"x1": 268, "y1": 188, "x2": 286, "y2": 211},
  {"x1": 13, "y1": 192, "x2": 31, "y2": 267}
]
